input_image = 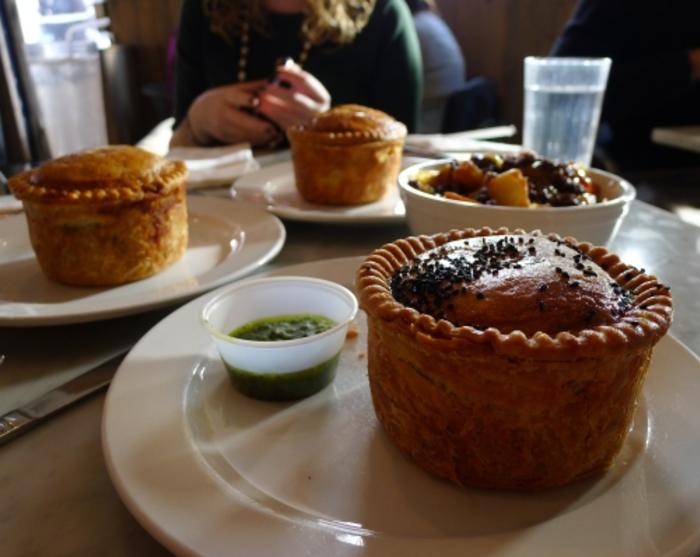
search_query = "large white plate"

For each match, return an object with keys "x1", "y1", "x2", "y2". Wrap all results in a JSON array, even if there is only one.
[
  {"x1": 103, "y1": 256, "x2": 700, "y2": 557},
  {"x1": 0, "y1": 196, "x2": 285, "y2": 326},
  {"x1": 231, "y1": 161, "x2": 406, "y2": 224}
]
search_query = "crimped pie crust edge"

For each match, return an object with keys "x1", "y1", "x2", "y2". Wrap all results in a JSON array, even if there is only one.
[{"x1": 356, "y1": 227, "x2": 673, "y2": 359}]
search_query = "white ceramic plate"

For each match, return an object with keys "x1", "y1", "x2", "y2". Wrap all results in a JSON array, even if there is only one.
[
  {"x1": 0, "y1": 196, "x2": 285, "y2": 326},
  {"x1": 103, "y1": 256, "x2": 700, "y2": 557},
  {"x1": 231, "y1": 161, "x2": 406, "y2": 224}
]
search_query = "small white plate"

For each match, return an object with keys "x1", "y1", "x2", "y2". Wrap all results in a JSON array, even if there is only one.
[
  {"x1": 231, "y1": 161, "x2": 406, "y2": 224},
  {"x1": 0, "y1": 196, "x2": 285, "y2": 326},
  {"x1": 103, "y1": 256, "x2": 700, "y2": 557}
]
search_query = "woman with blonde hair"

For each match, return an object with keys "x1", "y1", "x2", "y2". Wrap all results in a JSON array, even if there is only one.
[{"x1": 172, "y1": 0, "x2": 422, "y2": 147}]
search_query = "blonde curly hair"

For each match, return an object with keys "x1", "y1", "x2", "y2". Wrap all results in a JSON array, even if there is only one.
[{"x1": 204, "y1": 0, "x2": 377, "y2": 46}]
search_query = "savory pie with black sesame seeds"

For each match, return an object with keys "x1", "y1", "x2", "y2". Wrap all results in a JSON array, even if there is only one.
[{"x1": 356, "y1": 228, "x2": 672, "y2": 489}]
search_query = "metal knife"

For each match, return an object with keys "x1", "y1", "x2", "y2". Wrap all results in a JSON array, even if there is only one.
[{"x1": 0, "y1": 349, "x2": 128, "y2": 446}]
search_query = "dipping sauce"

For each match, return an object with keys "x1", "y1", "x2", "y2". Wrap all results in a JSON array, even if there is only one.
[
  {"x1": 224, "y1": 354, "x2": 340, "y2": 401},
  {"x1": 226, "y1": 314, "x2": 340, "y2": 401},
  {"x1": 230, "y1": 314, "x2": 336, "y2": 341}
]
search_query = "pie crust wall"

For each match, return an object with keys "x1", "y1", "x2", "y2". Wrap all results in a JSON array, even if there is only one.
[
  {"x1": 356, "y1": 228, "x2": 673, "y2": 489},
  {"x1": 9, "y1": 146, "x2": 188, "y2": 286},
  {"x1": 287, "y1": 104, "x2": 407, "y2": 206}
]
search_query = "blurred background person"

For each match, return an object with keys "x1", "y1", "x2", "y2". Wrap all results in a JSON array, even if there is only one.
[
  {"x1": 405, "y1": 0, "x2": 466, "y2": 133},
  {"x1": 171, "y1": 0, "x2": 422, "y2": 148},
  {"x1": 552, "y1": 0, "x2": 700, "y2": 170}
]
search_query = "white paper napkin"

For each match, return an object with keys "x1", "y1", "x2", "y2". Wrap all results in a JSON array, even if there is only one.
[
  {"x1": 405, "y1": 126, "x2": 521, "y2": 155},
  {"x1": 0, "y1": 194, "x2": 23, "y2": 215},
  {"x1": 167, "y1": 143, "x2": 261, "y2": 189}
]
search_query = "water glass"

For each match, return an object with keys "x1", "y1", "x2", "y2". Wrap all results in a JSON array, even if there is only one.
[{"x1": 523, "y1": 56, "x2": 611, "y2": 166}]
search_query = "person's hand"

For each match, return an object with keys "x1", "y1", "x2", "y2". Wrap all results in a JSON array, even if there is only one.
[
  {"x1": 256, "y1": 61, "x2": 331, "y2": 130},
  {"x1": 186, "y1": 81, "x2": 283, "y2": 146}
]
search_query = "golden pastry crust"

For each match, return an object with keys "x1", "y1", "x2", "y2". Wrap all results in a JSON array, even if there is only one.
[
  {"x1": 9, "y1": 145, "x2": 186, "y2": 204},
  {"x1": 289, "y1": 104, "x2": 407, "y2": 145},
  {"x1": 356, "y1": 228, "x2": 672, "y2": 489},
  {"x1": 9, "y1": 146, "x2": 188, "y2": 286},
  {"x1": 287, "y1": 104, "x2": 407, "y2": 205}
]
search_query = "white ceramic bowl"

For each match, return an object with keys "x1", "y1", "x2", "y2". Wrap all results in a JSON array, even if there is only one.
[
  {"x1": 398, "y1": 158, "x2": 636, "y2": 246},
  {"x1": 201, "y1": 276, "x2": 358, "y2": 401}
]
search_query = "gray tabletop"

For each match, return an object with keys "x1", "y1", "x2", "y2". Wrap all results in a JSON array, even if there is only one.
[{"x1": 1, "y1": 197, "x2": 699, "y2": 557}]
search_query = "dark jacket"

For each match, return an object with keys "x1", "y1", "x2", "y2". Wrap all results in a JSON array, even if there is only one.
[
  {"x1": 552, "y1": 0, "x2": 700, "y2": 168},
  {"x1": 175, "y1": 0, "x2": 422, "y2": 132}
]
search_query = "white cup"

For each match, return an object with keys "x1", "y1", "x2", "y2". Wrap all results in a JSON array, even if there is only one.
[
  {"x1": 522, "y1": 56, "x2": 611, "y2": 166},
  {"x1": 200, "y1": 276, "x2": 358, "y2": 400}
]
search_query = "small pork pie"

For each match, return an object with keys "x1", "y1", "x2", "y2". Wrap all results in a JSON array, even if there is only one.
[
  {"x1": 287, "y1": 104, "x2": 407, "y2": 206},
  {"x1": 9, "y1": 145, "x2": 188, "y2": 286},
  {"x1": 356, "y1": 228, "x2": 672, "y2": 489}
]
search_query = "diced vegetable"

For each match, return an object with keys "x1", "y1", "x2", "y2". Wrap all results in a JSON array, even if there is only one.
[
  {"x1": 408, "y1": 154, "x2": 601, "y2": 207},
  {"x1": 451, "y1": 160, "x2": 484, "y2": 191},
  {"x1": 443, "y1": 191, "x2": 480, "y2": 203},
  {"x1": 487, "y1": 168, "x2": 530, "y2": 207}
]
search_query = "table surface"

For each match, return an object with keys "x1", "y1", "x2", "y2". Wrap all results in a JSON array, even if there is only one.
[{"x1": 1, "y1": 166, "x2": 700, "y2": 556}]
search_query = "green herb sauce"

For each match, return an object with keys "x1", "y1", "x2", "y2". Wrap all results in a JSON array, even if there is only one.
[
  {"x1": 229, "y1": 314, "x2": 336, "y2": 342},
  {"x1": 225, "y1": 314, "x2": 340, "y2": 401},
  {"x1": 224, "y1": 353, "x2": 340, "y2": 401}
]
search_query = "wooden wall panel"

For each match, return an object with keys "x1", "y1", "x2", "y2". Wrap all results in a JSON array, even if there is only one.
[
  {"x1": 104, "y1": 0, "x2": 181, "y2": 142},
  {"x1": 107, "y1": 0, "x2": 180, "y2": 79},
  {"x1": 435, "y1": 0, "x2": 578, "y2": 134}
]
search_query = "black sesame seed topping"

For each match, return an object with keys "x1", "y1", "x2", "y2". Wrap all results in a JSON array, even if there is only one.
[
  {"x1": 389, "y1": 235, "x2": 635, "y2": 324},
  {"x1": 390, "y1": 237, "x2": 531, "y2": 317}
]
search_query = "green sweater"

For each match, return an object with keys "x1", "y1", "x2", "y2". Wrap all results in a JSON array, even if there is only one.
[{"x1": 175, "y1": 0, "x2": 422, "y2": 132}]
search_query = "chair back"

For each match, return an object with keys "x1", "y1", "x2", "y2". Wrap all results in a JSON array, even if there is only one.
[{"x1": 442, "y1": 77, "x2": 499, "y2": 133}]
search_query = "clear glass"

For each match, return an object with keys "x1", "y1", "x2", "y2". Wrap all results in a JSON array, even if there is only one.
[{"x1": 522, "y1": 56, "x2": 611, "y2": 166}]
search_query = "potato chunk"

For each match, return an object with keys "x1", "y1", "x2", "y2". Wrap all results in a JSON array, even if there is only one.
[
  {"x1": 487, "y1": 168, "x2": 530, "y2": 207},
  {"x1": 443, "y1": 191, "x2": 479, "y2": 203},
  {"x1": 451, "y1": 160, "x2": 484, "y2": 191}
]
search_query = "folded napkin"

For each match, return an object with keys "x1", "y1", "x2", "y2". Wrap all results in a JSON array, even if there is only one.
[
  {"x1": 0, "y1": 194, "x2": 23, "y2": 215},
  {"x1": 405, "y1": 126, "x2": 521, "y2": 155},
  {"x1": 167, "y1": 143, "x2": 260, "y2": 189},
  {"x1": 137, "y1": 118, "x2": 261, "y2": 189}
]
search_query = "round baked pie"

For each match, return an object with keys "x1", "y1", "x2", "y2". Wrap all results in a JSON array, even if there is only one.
[
  {"x1": 9, "y1": 145, "x2": 188, "y2": 286},
  {"x1": 356, "y1": 228, "x2": 672, "y2": 489},
  {"x1": 287, "y1": 104, "x2": 407, "y2": 205}
]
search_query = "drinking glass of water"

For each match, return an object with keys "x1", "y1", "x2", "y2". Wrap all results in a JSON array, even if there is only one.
[{"x1": 523, "y1": 57, "x2": 611, "y2": 166}]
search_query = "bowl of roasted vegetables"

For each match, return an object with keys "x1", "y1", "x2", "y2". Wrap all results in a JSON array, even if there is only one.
[{"x1": 398, "y1": 153, "x2": 636, "y2": 246}]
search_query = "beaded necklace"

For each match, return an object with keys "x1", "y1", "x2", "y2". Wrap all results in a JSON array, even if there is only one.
[{"x1": 237, "y1": 17, "x2": 312, "y2": 82}]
